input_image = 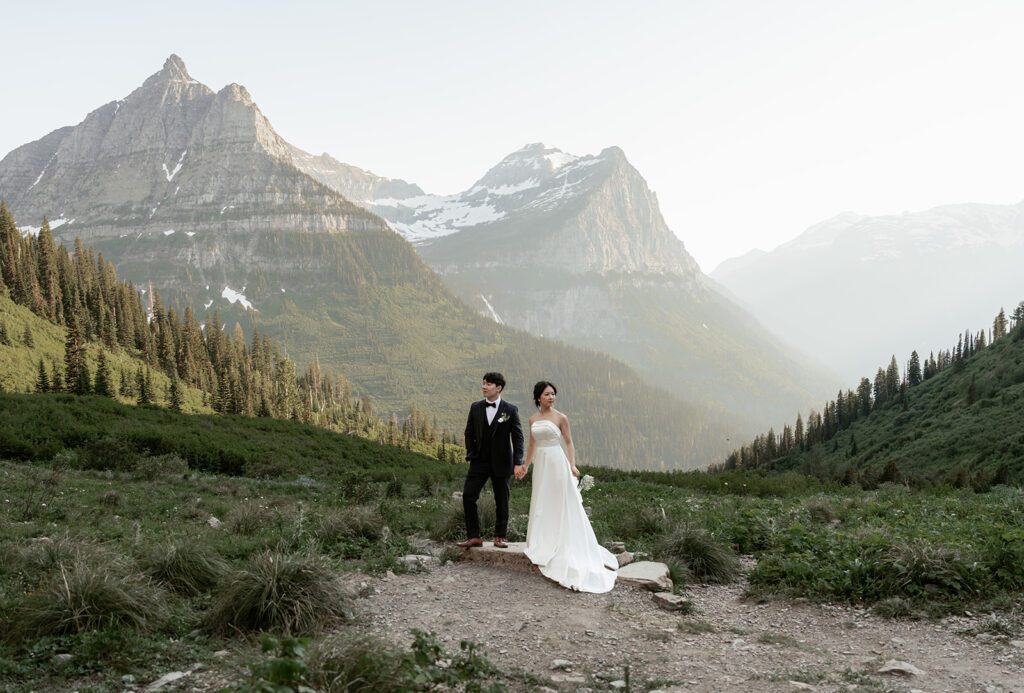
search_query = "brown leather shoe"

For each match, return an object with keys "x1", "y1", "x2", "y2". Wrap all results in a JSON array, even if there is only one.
[
  {"x1": 493, "y1": 537, "x2": 509, "y2": 549},
  {"x1": 456, "y1": 537, "x2": 484, "y2": 548}
]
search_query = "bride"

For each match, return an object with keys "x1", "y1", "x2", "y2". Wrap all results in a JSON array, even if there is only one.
[{"x1": 517, "y1": 381, "x2": 617, "y2": 593}]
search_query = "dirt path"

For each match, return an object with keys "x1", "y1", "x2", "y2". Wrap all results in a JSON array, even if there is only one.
[{"x1": 353, "y1": 559, "x2": 1022, "y2": 692}]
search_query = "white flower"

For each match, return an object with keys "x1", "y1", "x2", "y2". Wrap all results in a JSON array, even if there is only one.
[{"x1": 577, "y1": 474, "x2": 595, "y2": 492}]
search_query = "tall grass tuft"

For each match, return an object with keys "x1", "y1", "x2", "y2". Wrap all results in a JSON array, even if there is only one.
[
  {"x1": 7, "y1": 558, "x2": 168, "y2": 640},
  {"x1": 207, "y1": 551, "x2": 349, "y2": 635},
  {"x1": 226, "y1": 500, "x2": 278, "y2": 535},
  {"x1": 654, "y1": 526, "x2": 740, "y2": 584},
  {"x1": 431, "y1": 497, "x2": 496, "y2": 541},
  {"x1": 309, "y1": 632, "x2": 407, "y2": 692},
  {"x1": 138, "y1": 540, "x2": 229, "y2": 596},
  {"x1": 313, "y1": 506, "x2": 384, "y2": 549}
]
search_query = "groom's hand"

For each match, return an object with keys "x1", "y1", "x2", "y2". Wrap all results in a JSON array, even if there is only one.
[{"x1": 514, "y1": 466, "x2": 526, "y2": 480}]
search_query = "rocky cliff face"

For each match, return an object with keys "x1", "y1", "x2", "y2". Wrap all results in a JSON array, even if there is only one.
[{"x1": 0, "y1": 55, "x2": 377, "y2": 248}]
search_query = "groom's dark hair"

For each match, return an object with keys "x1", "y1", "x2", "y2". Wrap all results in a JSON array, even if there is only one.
[{"x1": 482, "y1": 372, "x2": 506, "y2": 391}]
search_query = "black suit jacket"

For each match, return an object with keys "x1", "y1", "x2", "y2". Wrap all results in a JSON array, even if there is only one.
[{"x1": 464, "y1": 399, "x2": 524, "y2": 477}]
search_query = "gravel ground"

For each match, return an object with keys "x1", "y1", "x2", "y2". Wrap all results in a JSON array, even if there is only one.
[{"x1": 350, "y1": 558, "x2": 1023, "y2": 693}]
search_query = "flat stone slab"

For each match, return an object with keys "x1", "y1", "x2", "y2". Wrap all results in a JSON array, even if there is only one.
[
  {"x1": 456, "y1": 542, "x2": 538, "y2": 572},
  {"x1": 615, "y1": 560, "x2": 673, "y2": 592},
  {"x1": 455, "y1": 545, "x2": 672, "y2": 592}
]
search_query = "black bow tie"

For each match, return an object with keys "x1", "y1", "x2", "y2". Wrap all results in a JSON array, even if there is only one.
[{"x1": 484, "y1": 401, "x2": 496, "y2": 408}]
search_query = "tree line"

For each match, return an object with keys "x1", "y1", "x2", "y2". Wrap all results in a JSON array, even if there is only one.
[
  {"x1": 716, "y1": 304, "x2": 1024, "y2": 473},
  {"x1": 0, "y1": 203, "x2": 455, "y2": 457}
]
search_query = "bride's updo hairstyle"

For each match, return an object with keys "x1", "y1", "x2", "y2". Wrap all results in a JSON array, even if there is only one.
[{"x1": 533, "y1": 381, "x2": 557, "y2": 407}]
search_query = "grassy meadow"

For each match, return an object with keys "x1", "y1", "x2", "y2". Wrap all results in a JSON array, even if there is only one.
[{"x1": 0, "y1": 393, "x2": 1022, "y2": 691}]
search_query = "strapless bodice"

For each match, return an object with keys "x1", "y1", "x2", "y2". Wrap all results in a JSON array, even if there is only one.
[{"x1": 532, "y1": 420, "x2": 563, "y2": 448}]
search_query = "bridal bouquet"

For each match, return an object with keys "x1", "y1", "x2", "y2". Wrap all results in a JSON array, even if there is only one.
[{"x1": 577, "y1": 474, "x2": 595, "y2": 492}]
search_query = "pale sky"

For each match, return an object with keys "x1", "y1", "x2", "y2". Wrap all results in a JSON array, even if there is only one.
[{"x1": 4, "y1": 1, "x2": 1024, "y2": 272}]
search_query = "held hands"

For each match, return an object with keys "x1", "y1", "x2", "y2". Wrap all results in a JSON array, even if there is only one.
[{"x1": 514, "y1": 465, "x2": 529, "y2": 481}]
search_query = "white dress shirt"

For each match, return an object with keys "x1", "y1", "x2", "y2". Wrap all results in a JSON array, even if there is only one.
[{"x1": 485, "y1": 397, "x2": 501, "y2": 425}]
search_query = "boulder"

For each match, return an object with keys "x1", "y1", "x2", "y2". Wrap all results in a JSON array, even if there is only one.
[{"x1": 616, "y1": 550, "x2": 634, "y2": 568}]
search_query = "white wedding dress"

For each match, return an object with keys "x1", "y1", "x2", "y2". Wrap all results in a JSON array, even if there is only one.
[{"x1": 524, "y1": 419, "x2": 617, "y2": 593}]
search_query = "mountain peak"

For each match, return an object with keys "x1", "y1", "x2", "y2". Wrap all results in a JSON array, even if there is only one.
[
  {"x1": 218, "y1": 82, "x2": 254, "y2": 106},
  {"x1": 142, "y1": 53, "x2": 197, "y2": 89}
]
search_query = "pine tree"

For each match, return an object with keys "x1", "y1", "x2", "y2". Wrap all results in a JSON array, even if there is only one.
[
  {"x1": 35, "y1": 358, "x2": 50, "y2": 393},
  {"x1": 22, "y1": 325, "x2": 34, "y2": 347},
  {"x1": 0, "y1": 321, "x2": 9, "y2": 346},
  {"x1": 169, "y1": 377, "x2": 184, "y2": 412},
  {"x1": 50, "y1": 362, "x2": 62, "y2": 393},
  {"x1": 63, "y1": 317, "x2": 85, "y2": 392},
  {"x1": 993, "y1": 308, "x2": 1008, "y2": 340},
  {"x1": 136, "y1": 367, "x2": 151, "y2": 405},
  {"x1": 94, "y1": 350, "x2": 114, "y2": 397},
  {"x1": 907, "y1": 351, "x2": 922, "y2": 387}
]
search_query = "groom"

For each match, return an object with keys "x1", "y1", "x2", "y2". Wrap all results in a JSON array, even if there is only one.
[{"x1": 458, "y1": 372, "x2": 524, "y2": 549}]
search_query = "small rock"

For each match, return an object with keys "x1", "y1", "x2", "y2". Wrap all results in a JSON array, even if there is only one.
[
  {"x1": 535, "y1": 687, "x2": 558, "y2": 693},
  {"x1": 52, "y1": 654, "x2": 73, "y2": 663},
  {"x1": 382, "y1": 525, "x2": 392, "y2": 542},
  {"x1": 206, "y1": 516, "x2": 222, "y2": 529},
  {"x1": 293, "y1": 475, "x2": 317, "y2": 487},
  {"x1": 1008, "y1": 639, "x2": 1024, "y2": 649},
  {"x1": 977, "y1": 633, "x2": 996, "y2": 642},
  {"x1": 610, "y1": 681, "x2": 627, "y2": 690},
  {"x1": 451, "y1": 491, "x2": 463, "y2": 500},
  {"x1": 145, "y1": 671, "x2": 190, "y2": 691},
  {"x1": 549, "y1": 673, "x2": 586, "y2": 684},
  {"x1": 615, "y1": 550, "x2": 634, "y2": 568},
  {"x1": 122, "y1": 674, "x2": 137, "y2": 684},
  {"x1": 551, "y1": 659, "x2": 574, "y2": 670},
  {"x1": 212, "y1": 650, "x2": 230, "y2": 659},
  {"x1": 397, "y1": 554, "x2": 438, "y2": 568},
  {"x1": 652, "y1": 592, "x2": 689, "y2": 611},
  {"x1": 877, "y1": 659, "x2": 925, "y2": 677},
  {"x1": 607, "y1": 541, "x2": 626, "y2": 554},
  {"x1": 788, "y1": 683, "x2": 814, "y2": 691}
]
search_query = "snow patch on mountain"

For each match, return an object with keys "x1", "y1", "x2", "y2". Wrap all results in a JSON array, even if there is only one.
[
  {"x1": 372, "y1": 144, "x2": 610, "y2": 244},
  {"x1": 222, "y1": 286, "x2": 254, "y2": 311},
  {"x1": 480, "y1": 295, "x2": 505, "y2": 325},
  {"x1": 162, "y1": 150, "x2": 187, "y2": 182}
]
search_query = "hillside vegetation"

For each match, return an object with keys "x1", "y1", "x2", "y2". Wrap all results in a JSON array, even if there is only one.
[
  {"x1": 0, "y1": 393, "x2": 1022, "y2": 691},
  {"x1": 720, "y1": 304, "x2": 1024, "y2": 486}
]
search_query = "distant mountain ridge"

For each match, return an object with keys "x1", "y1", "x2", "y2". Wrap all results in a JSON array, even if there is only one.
[
  {"x1": 0, "y1": 55, "x2": 733, "y2": 471},
  {"x1": 295, "y1": 141, "x2": 837, "y2": 430},
  {"x1": 712, "y1": 204, "x2": 1024, "y2": 383}
]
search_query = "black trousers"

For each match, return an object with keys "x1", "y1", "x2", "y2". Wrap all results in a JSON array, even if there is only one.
[{"x1": 462, "y1": 467, "x2": 510, "y2": 538}]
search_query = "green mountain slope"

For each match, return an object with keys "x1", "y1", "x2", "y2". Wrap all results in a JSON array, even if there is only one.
[{"x1": 732, "y1": 319, "x2": 1024, "y2": 485}]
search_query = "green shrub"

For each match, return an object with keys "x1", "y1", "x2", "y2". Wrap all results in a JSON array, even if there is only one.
[
  {"x1": 615, "y1": 507, "x2": 668, "y2": 541},
  {"x1": 132, "y1": 453, "x2": 189, "y2": 481},
  {"x1": 871, "y1": 597, "x2": 917, "y2": 619},
  {"x1": 207, "y1": 552, "x2": 349, "y2": 635},
  {"x1": 77, "y1": 436, "x2": 139, "y2": 472},
  {"x1": 883, "y1": 542, "x2": 986, "y2": 600},
  {"x1": 7, "y1": 558, "x2": 168, "y2": 640},
  {"x1": 654, "y1": 526, "x2": 739, "y2": 583},
  {"x1": 804, "y1": 499, "x2": 838, "y2": 524},
  {"x1": 138, "y1": 540, "x2": 229, "y2": 596},
  {"x1": 384, "y1": 477, "x2": 404, "y2": 499}
]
